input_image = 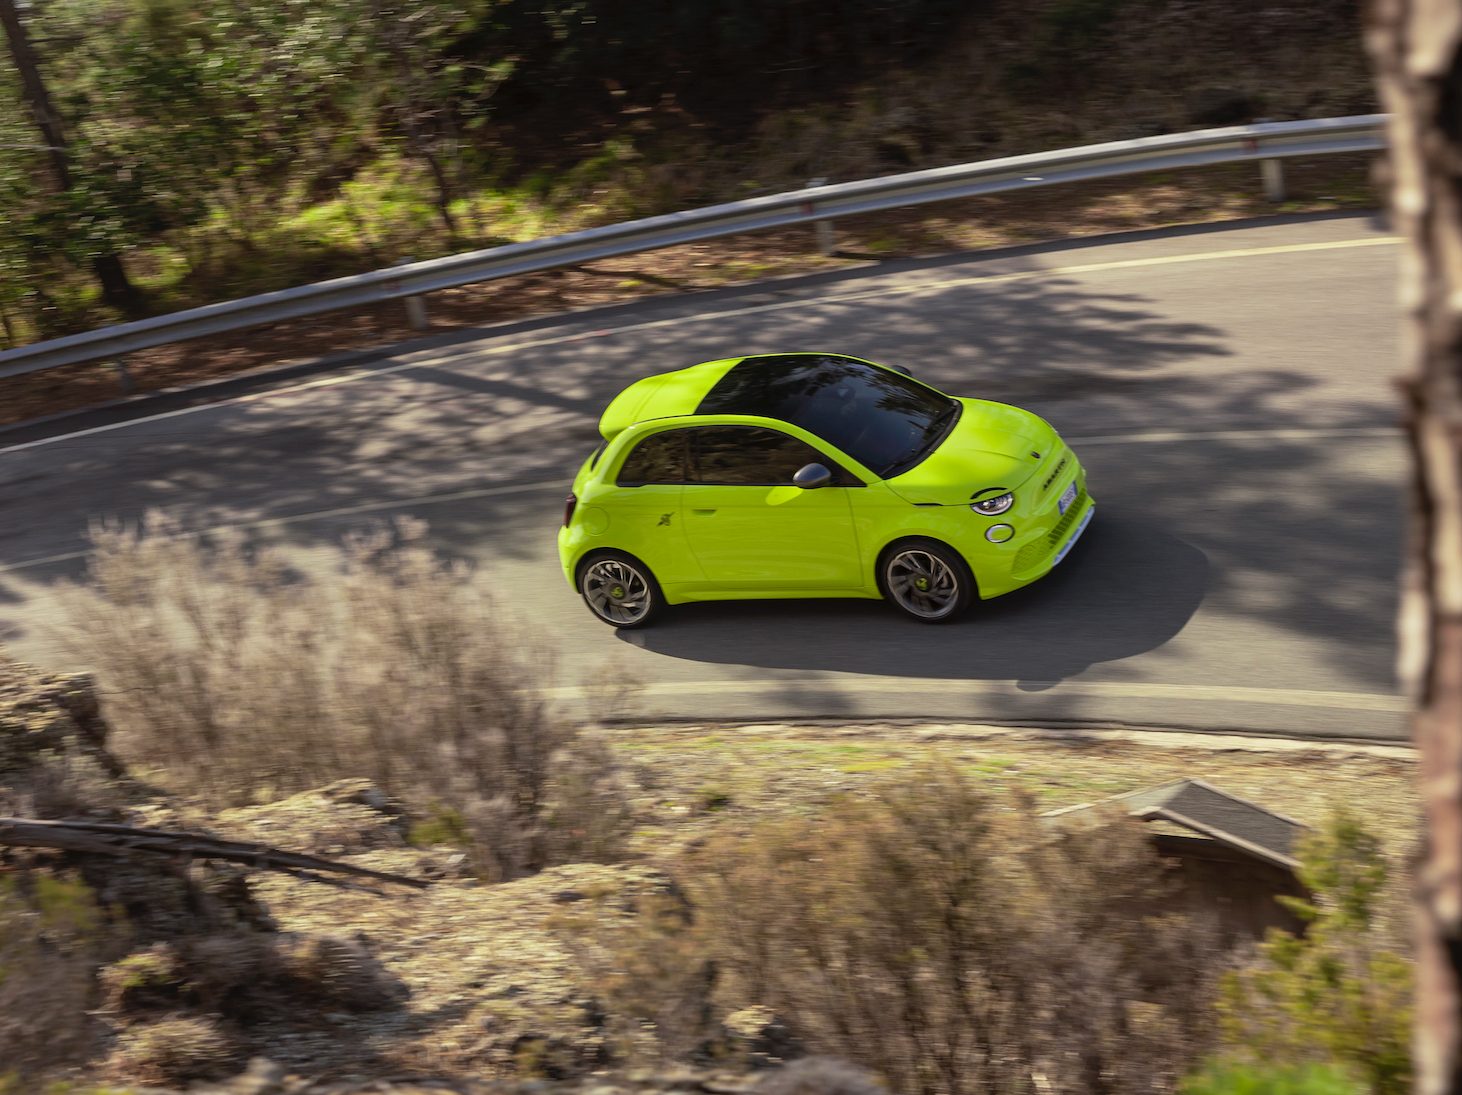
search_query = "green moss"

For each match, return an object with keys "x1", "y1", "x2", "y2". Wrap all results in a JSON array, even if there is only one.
[
  {"x1": 408, "y1": 804, "x2": 471, "y2": 848},
  {"x1": 112, "y1": 951, "x2": 174, "y2": 991}
]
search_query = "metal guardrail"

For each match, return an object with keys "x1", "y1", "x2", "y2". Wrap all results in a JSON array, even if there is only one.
[{"x1": 0, "y1": 114, "x2": 1386, "y2": 383}]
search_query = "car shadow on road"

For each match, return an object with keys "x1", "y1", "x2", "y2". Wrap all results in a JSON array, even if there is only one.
[{"x1": 623, "y1": 510, "x2": 1208, "y2": 683}]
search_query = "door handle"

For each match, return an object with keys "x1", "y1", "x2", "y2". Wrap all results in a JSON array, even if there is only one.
[{"x1": 691, "y1": 508, "x2": 717, "y2": 515}]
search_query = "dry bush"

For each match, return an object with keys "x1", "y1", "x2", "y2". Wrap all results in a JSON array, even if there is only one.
[
  {"x1": 1009, "y1": 792, "x2": 1224, "y2": 1095},
  {"x1": 621, "y1": 763, "x2": 1221, "y2": 1095},
  {"x1": 270, "y1": 932, "x2": 410, "y2": 1012},
  {"x1": 106, "y1": 1014, "x2": 241, "y2": 1086},
  {"x1": 589, "y1": 891, "x2": 721, "y2": 1065},
  {"x1": 50, "y1": 515, "x2": 632, "y2": 878}
]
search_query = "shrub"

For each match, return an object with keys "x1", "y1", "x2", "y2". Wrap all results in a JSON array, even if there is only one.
[
  {"x1": 1216, "y1": 812, "x2": 1412, "y2": 1095},
  {"x1": 0, "y1": 874, "x2": 107, "y2": 1078},
  {"x1": 1181, "y1": 1060, "x2": 1366, "y2": 1095},
  {"x1": 51, "y1": 516, "x2": 632, "y2": 879},
  {"x1": 97, "y1": 945, "x2": 185, "y2": 1016},
  {"x1": 611, "y1": 763, "x2": 1218, "y2": 1094},
  {"x1": 107, "y1": 1015, "x2": 240, "y2": 1086}
]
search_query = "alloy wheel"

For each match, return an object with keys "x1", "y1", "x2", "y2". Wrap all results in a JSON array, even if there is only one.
[
  {"x1": 886, "y1": 548, "x2": 962, "y2": 620},
  {"x1": 582, "y1": 558, "x2": 653, "y2": 626}
]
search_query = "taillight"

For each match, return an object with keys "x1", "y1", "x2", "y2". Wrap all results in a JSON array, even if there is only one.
[{"x1": 563, "y1": 493, "x2": 577, "y2": 527}]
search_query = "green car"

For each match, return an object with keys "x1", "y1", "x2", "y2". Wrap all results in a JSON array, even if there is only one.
[{"x1": 559, "y1": 352, "x2": 1093, "y2": 627}]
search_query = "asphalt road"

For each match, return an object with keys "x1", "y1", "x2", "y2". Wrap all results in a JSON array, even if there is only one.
[{"x1": 0, "y1": 213, "x2": 1409, "y2": 740}]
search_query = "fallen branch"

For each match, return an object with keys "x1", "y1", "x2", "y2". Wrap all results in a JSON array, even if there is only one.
[{"x1": 0, "y1": 816, "x2": 429, "y2": 889}]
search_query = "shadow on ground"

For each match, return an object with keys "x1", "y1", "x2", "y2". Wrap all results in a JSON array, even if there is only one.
[
  {"x1": 0, "y1": 216, "x2": 1401, "y2": 701},
  {"x1": 625, "y1": 514, "x2": 1207, "y2": 683}
]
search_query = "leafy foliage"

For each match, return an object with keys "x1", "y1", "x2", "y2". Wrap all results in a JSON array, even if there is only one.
[
  {"x1": 0, "y1": 0, "x2": 1373, "y2": 345},
  {"x1": 1181, "y1": 1060, "x2": 1366, "y2": 1095},
  {"x1": 1215, "y1": 812, "x2": 1412, "y2": 1095}
]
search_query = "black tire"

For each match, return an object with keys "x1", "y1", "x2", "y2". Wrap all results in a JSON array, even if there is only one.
[
  {"x1": 877, "y1": 538, "x2": 975, "y2": 623},
  {"x1": 577, "y1": 551, "x2": 665, "y2": 629}
]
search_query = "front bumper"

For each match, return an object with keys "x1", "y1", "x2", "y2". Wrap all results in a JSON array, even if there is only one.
[{"x1": 969, "y1": 472, "x2": 1095, "y2": 600}]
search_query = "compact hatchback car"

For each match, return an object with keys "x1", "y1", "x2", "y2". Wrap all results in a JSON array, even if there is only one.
[{"x1": 559, "y1": 353, "x2": 1093, "y2": 627}]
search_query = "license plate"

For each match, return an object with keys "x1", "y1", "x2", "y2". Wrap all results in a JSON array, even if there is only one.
[
  {"x1": 1051, "y1": 505, "x2": 1094, "y2": 568},
  {"x1": 1057, "y1": 481, "x2": 1078, "y2": 515}
]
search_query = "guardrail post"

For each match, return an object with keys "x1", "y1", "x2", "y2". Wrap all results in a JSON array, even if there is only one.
[
  {"x1": 805, "y1": 178, "x2": 836, "y2": 256},
  {"x1": 1261, "y1": 158, "x2": 1286, "y2": 203},
  {"x1": 393, "y1": 259, "x2": 430, "y2": 330},
  {"x1": 112, "y1": 355, "x2": 132, "y2": 395},
  {"x1": 1250, "y1": 121, "x2": 1287, "y2": 203}
]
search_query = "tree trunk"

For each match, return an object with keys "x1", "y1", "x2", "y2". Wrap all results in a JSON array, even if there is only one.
[
  {"x1": 0, "y1": 0, "x2": 140, "y2": 315},
  {"x1": 373, "y1": 0, "x2": 460, "y2": 242},
  {"x1": 1366, "y1": 3, "x2": 1462, "y2": 1093}
]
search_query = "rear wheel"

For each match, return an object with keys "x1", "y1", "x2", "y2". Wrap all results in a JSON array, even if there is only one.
[
  {"x1": 578, "y1": 552, "x2": 664, "y2": 629},
  {"x1": 879, "y1": 539, "x2": 974, "y2": 623}
]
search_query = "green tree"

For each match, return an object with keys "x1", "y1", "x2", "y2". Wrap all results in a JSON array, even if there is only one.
[
  {"x1": 1182, "y1": 1061, "x2": 1366, "y2": 1095},
  {"x1": 0, "y1": 0, "x2": 139, "y2": 316},
  {"x1": 1217, "y1": 813, "x2": 1412, "y2": 1095}
]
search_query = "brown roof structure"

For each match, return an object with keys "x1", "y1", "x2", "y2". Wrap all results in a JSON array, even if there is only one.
[{"x1": 1042, "y1": 777, "x2": 1308, "y2": 870}]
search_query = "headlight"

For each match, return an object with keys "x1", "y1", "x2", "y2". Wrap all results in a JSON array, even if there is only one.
[{"x1": 970, "y1": 491, "x2": 1014, "y2": 516}]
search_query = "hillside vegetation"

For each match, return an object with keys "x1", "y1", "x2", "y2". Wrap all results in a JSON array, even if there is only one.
[
  {"x1": 0, "y1": 0, "x2": 1372, "y2": 345},
  {"x1": 0, "y1": 522, "x2": 1417, "y2": 1092}
]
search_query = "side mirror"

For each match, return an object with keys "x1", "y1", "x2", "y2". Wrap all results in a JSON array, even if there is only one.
[{"x1": 793, "y1": 463, "x2": 833, "y2": 489}]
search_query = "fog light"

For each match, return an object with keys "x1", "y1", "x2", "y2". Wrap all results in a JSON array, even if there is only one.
[{"x1": 985, "y1": 523, "x2": 1015, "y2": 544}]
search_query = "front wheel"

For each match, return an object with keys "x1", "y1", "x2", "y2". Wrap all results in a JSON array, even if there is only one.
[
  {"x1": 578, "y1": 552, "x2": 664, "y2": 629},
  {"x1": 878, "y1": 539, "x2": 974, "y2": 623}
]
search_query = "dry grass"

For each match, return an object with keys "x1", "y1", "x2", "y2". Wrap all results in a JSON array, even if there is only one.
[{"x1": 48, "y1": 515, "x2": 632, "y2": 880}]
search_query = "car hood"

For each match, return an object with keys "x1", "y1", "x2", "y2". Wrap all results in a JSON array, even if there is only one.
[{"x1": 885, "y1": 398, "x2": 1056, "y2": 505}]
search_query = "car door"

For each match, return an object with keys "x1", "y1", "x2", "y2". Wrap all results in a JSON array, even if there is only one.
[
  {"x1": 679, "y1": 424, "x2": 863, "y2": 591},
  {"x1": 600, "y1": 427, "x2": 698, "y2": 586}
]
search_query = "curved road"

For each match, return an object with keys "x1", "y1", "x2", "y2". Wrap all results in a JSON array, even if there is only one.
[{"x1": 0, "y1": 213, "x2": 1407, "y2": 740}]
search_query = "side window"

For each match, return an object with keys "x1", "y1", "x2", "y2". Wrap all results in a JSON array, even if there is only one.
[
  {"x1": 689, "y1": 426, "x2": 855, "y2": 486},
  {"x1": 616, "y1": 430, "x2": 688, "y2": 486}
]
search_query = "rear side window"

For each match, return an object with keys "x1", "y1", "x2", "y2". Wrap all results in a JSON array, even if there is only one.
[
  {"x1": 688, "y1": 425, "x2": 856, "y2": 486},
  {"x1": 616, "y1": 430, "x2": 688, "y2": 485},
  {"x1": 696, "y1": 354, "x2": 952, "y2": 474}
]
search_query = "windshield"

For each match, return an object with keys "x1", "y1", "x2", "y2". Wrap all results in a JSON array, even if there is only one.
[{"x1": 695, "y1": 355, "x2": 957, "y2": 476}]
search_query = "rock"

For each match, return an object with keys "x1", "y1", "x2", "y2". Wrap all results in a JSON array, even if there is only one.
[
  {"x1": 0, "y1": 656, "x2": 126, "y2": 784},
  {"x1": 753, "y1": 1057, "x2": 887, "y2": 1095},
  {"x1": 195, "y1": 1057, "x2": 290, "y2": 1095},
  {"x1": 722, "y1": 1006, "x2": 803, "y2": 1068},
  {"x1": 79, "y1": 857, "x2": 273, "y2": 941},
  {"x1": 218, "y1": 782, "x2": 410, "y2": 857}
]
